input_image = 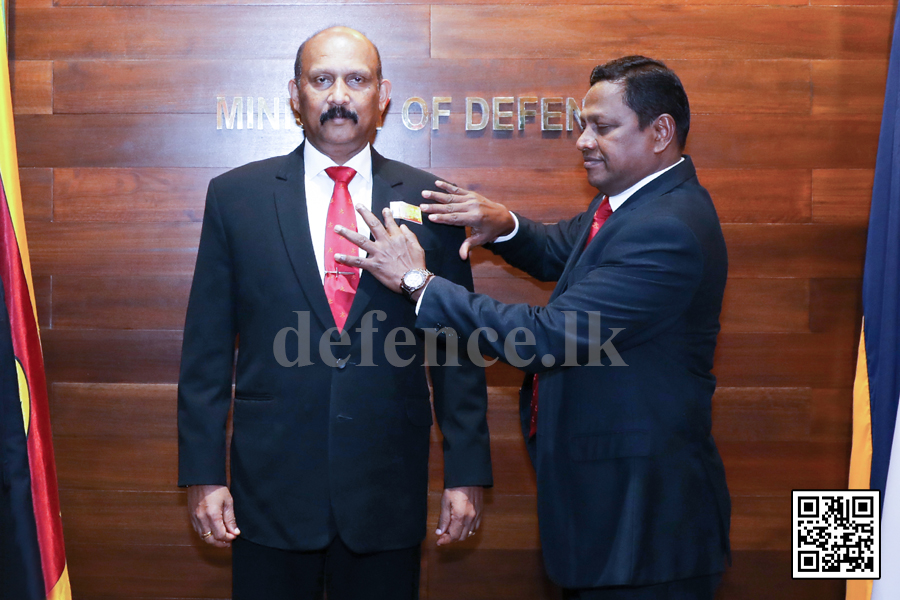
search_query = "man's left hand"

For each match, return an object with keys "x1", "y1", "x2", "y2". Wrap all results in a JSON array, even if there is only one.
[
  {"x1": 335, "y1": 205, "x2": 427, "y2": 294},
  {"x1": 436, "y1": 486, "x2": 483, "y2": 546}
]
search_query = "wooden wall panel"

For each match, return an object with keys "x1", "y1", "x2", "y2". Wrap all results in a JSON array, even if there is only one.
[
  {"x1": 19, "y1": 167, "x2": 53, "y2": 221},
  {"x1": 812, "y1": 169, "x2": 873, "y2": 224},
  {"x1": 13, "y1": 7, "x2": 432, "y2": 60},
  {"x1": 431, "y1": 7, "x2": 892, "y2": 60},
  {"x1": 10, "y1": 60, "x2": 52, "y2": 114},
  {"x1": 12, "y1": 0, "x2": 884, "y2": 597},
  {"x1": 812, "y1": 60, "x2": 889, "y2": 115}
]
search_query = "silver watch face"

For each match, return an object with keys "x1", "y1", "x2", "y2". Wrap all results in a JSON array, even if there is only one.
[{"x1": 404, "y1": 270, "x2": 427, "y2": 289}]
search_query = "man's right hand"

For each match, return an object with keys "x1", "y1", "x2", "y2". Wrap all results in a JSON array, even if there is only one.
[
  {"x1": 187, "y1": 484, "x2": 240, "y2": 548},
  {"x1": 421, "y1": 181, "x2": 516, "y2": 259}
]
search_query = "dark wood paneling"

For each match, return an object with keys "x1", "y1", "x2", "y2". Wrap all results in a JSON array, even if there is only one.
[
  {"x1": 812, "y1": 169, "x2": 873, "y2": 224},
  {"x1": 43, "y1": 329, "x2": 183, "y2": 384},
  {"x1": 724, "y1": 224, "x2": 866, "y2": 279},
  {"x1": 33, "y1": 275, "x2": 51, "y2": 330},
  {"x1": 720, "y1": 279, "x2": 809, "y2": 333},
  {"x1": 53, "y1": 276, "x2": 191, "y2": 330},
  {"x1": 31, "y1": 248, "x2": 197, "y2": 278},
  {"x1": 10, "y1": 60, "x2": 52, "y2": 114},
  {"x1": 65, "y1": 543, "x2": 230, "y2": 598},
  {"x1": 812, "y1": 60, "x2": 889, "y2": 115},
  {"x1": 54, "y1": 168, "x2": 223, "y2": 222},
  {"x1": 712, "y1": 388, "x2": 810, "y2": 442},
  {"x1": 713, "y1": 333, "x2": 856, "y2": 388},
  {"x1": 28, "y1": 221, "x2": 201, "y2": 252},
  {"x1": 19, "y1": 167, "x2": 53, "y2": 221},
  {"x1": 427, "y1": 492, "x2": 540, "y2": 550},
  {"x1": 719, "y1": 441, "x2": 850, "y2": 493},
  {"x1": 809, "y1": 278, "x2": 862, "y2": 336},
  {"x1": 431, "y1": 6, "x2": 892, "y2": 60},
  {"x1": 810, "y1": 388, "x2": 853, "y2": 442},
  {"x1": 50, "y1": 383, "x2": 177, "y2": 438},
  {"x1": 14, "y1": 7, "x2": 431, "y2": 60},
  {"x1": 14, "y1": 114, "x2": 429, "y2": 169},
  {"x1": 53, "y1": 59, "x2": 811, "y2": 115},
  {"x1": 56, "y1": 436, "x2": 177, "y2": 491}
]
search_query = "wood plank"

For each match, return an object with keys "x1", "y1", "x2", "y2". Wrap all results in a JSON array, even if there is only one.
[
  {"x1": 50, "y1": 383, "x2": 177, "y2": 438},
  {"x1": 43, "y1": 329, "x2": 183, "y2": 384},
  {"x1": 53, "y1": 59, "x2": 810, "y2": 116},
  {"x1": 65, "y1": 543, "x2": 230, "y2": 599},
  {"x1": 712, "y1": 388, "x2": 811, "y2": 442},
  {"x1": 474, "y1": 277, "x2": 554, "y2": 306},
  {"x1": 713, "y1": 333, "x2": 856, "y2": 388},
  {"x1": 59, "y1": 489, "x2": 193, "y2": 546},
  {"x1": 812, "y1": 60, "x2": 889, "y2": 115},
  {"x1": 730, "y1": 495, "x2": 790, "y2": 551},
  {"x1": 720, "y1": 279, "x2": 809, "y2": 333},
  {"x1": 429, "y1": 115, "x2": 880, "y2": 170},
  {"x1": 14, "y1": 114, "x2": 429, "y2": 169},
  {"x1": 431, "y1": 6, "x2": 892, "y2": 61},
  {"x1": 54, "y1": 168, "x2": 223, "y2": 222},
  {"x1": 812, "y1": 169, "x2": 873, "y2": 224},
  {"x1": 14, "y1": 7, "x2": 431, "y2": 60},
  {"x1": 10, "y1": 60, "x2": 52, "y2": 114},
  {"x1": 55, "y1": 436, "x2": 178, "y2": 491},
  {"x1": 32, "y1": 249, "x2": 198, "y2": 278},
  {"x1": 701, "y1": 169, "x2": 811, "y2": 224},
  {"x1": 723, "y1": 224, "x2": 866, "y2": 279},
  {"x1": 19, "y1": 167, "x2": 53, "y2": 221},
  {"x1": 810, "y1": 388, "x2": 853, "y2": 442},
  {"x1": 486, "y1": 387, "x2": 524, "y2": 441},
  {"x1": 34, "y1": 275, "x2": 51, "y2": 330},
  {"x1": 719, "y1": 441, "x2": 850, "y2": 494},
  {"x1": 53, "y1": 276, "x2": 192, "y2": 329},
  {"x1": 808, "y1": 278, "x2": 862, "y2": 336},
  {"x1": 27, "y1": 222, "x2": 201, "y2": 253}
]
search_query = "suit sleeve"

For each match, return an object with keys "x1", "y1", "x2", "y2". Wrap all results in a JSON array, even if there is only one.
[
  {"x1": 419, "y1": 215, "x2": 704, "y2": 371},
  {"x1": 486, "y1": 210, "x2": 593, "y2": 282},
  {"x1": 177, "y1": 180, "x2": 238, "y2": 487},
  {"x1": 428, "y1": 222, "x2": 493, "y2": 489}
]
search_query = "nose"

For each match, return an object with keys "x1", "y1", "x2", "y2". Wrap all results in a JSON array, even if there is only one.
[
  {"x1": 329, "y1": 78, "x2": 351, "y2": 106},
  {"x1": 576, "y1": 130, "x2": 594, "y2": 152}
]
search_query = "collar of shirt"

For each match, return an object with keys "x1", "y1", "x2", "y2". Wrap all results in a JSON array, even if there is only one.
[
  {"x1": 303, "y1": 142, "x2": 374, "y2": 283},
  {"x1": 607, "y1": 156, "x2": 685, "y2": 212}
]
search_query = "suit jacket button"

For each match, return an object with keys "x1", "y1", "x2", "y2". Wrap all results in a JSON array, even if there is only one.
[{"x1": 336, "y1": 357, "x2": 348, "y2": 369}]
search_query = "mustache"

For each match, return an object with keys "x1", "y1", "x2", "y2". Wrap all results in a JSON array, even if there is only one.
[{"x1": 320, "y1": 106, "x2": 359, "y2": 125}]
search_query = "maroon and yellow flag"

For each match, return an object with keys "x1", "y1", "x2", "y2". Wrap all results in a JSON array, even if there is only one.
[{"x1": 1, "y1": 15, "x2": 72, "y2": 600}]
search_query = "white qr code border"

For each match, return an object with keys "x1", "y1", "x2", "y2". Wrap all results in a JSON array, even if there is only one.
[{"x1": 792, "y1": 490, "x2": 880, "y2": 580}]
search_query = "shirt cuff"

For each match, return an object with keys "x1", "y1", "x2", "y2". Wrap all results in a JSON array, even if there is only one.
[
  {"x1": 491, "y1": 212, "x2": 519, "y2": 244},
  {"x1": 414, "y1": 278, "x2": 435, "y2": 315}
]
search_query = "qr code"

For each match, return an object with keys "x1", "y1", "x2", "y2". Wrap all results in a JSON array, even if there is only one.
[{"x1": 792, "y1": 490, "x2": 880, "y2": 579}]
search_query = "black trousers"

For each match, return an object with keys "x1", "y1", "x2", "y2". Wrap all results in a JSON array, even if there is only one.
[
  {"x1": 563, "y1": 573, "x2": 723, "y2": 600},
  {"x1": 232, "y1": 536, "x2": 420, "y2": 600}
]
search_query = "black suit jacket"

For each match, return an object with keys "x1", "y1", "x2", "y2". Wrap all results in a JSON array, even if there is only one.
[
  {"x1": 417, "y1": 157, "x2": 730, "y2": 588},
  {"x1": 177, "y1": 144, "x2": 492, "y2": 553}
]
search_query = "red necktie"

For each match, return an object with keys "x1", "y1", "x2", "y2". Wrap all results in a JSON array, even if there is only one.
[
  {"x1": 324, "y1": 166, "x2": 359, "y2": 332},
  {"x1": 529, "y1": 196, "x2": 611, "y2": 438}
]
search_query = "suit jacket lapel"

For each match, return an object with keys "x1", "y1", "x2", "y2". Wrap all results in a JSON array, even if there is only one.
[
  {"x1": 549, "y1": 192, "x2": 605, "y2": 301},
  {"x1": 343, "y1": 149, "x2": 405, "y2": 332},
  {"x1": 273, "y1": 143, "x2": 336, "y2": 331}
]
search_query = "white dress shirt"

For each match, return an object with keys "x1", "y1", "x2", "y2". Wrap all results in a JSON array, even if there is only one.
[{"x1": 304, "y1": 142, "x2": 373, "y2": 283}]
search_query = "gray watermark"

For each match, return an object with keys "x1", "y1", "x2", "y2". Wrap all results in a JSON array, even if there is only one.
[{"x1": 273, "y1": 310, "x2": 626, "y2": 368}]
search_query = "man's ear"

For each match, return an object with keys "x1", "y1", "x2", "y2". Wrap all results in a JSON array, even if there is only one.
[
  {"x1": 652, "y1": 114, "x2": 676, "y2": 154},
  {"x1": 288, "y1": 78, "x2": 302, "y2": 126},
  {"x1": 378, "y1": 78, "x2": 393, "y2": 114}
]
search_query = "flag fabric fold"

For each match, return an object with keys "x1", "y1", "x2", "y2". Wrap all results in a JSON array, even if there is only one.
[
  {"x1": 0, "y1": 11, "x2": 72, "y2": 600},
  {"x1": 846, "y1": 4, "x2": 900, "y2": 600}
]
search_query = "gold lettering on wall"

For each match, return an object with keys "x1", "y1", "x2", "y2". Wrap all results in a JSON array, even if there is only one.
[{"x1": 215, "y1": 96, "x2": 583, "y2": 133}]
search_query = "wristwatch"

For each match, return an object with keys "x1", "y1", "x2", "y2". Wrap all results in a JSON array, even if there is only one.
[{"x1": 400, "y1": 268, "x2": 434, "y2": 301}]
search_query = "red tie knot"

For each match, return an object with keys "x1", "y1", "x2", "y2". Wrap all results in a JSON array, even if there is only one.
[{"x1": 326, "y1": 166, "x2": 357, "y2": 186}]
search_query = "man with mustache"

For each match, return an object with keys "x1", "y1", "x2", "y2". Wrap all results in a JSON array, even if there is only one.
[
  {"x1": 337, "y1": 56, "x2": 731, "y2": 599},
  {"x1": 177, "y1": 26, "x2": 492, "y2": 599}
]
